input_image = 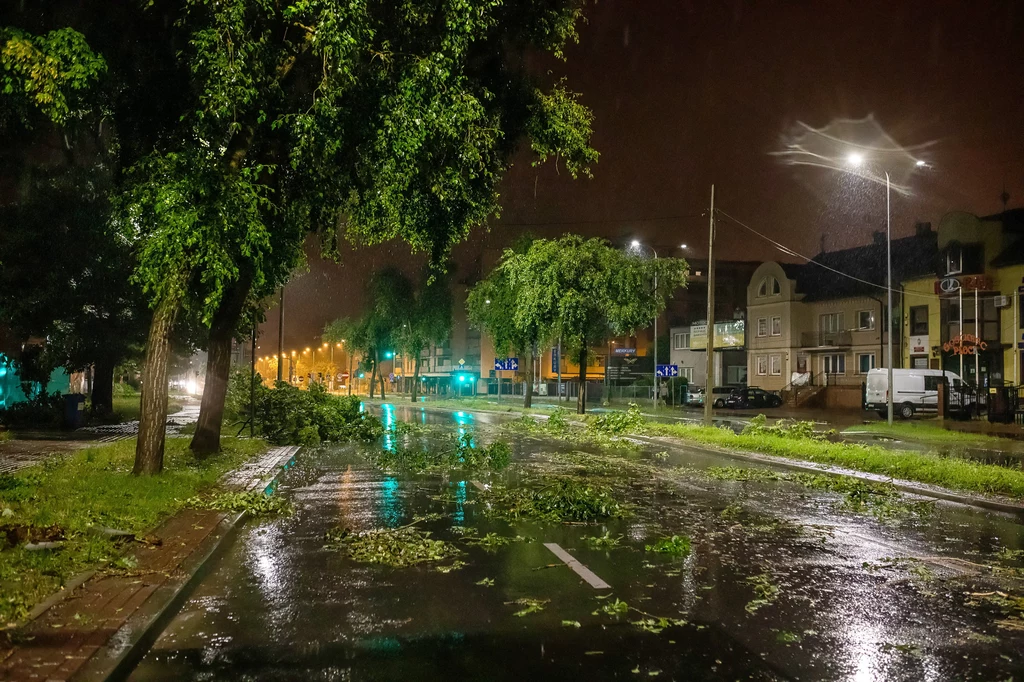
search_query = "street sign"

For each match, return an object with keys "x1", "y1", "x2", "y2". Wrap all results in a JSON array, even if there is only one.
[
  {"x1": 551, "y1": 347, "x2": 560, "y2": 373},
  {"x1": 494, "y1": 357, "x2": 519, "y2": 371},
  {"x1": 656, "y1": 364, "x2": 679, "y2": 377},
  {"x1": 458, "y1": 358, "x2": 465, "y2": 368}
]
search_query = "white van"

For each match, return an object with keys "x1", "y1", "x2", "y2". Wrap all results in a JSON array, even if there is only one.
[{"x1": 864, "y1": 368, "x2": 973, "y2": 419}]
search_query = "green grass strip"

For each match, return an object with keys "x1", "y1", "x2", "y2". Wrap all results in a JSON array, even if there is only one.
[
  {"x1": 841, "y1": 421, "x2": 1022, "y2": 448},
  {"x1": 646, "y1": 422, "x2": 1024, "y2": 500},
  {"x1": 0, "y1": 436, "x2": 266, "y2": 626}
]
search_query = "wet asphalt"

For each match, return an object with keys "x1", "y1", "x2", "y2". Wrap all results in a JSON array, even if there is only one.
[{"x1": 129, "y1": 404, "x2": 1024, "y2": 681}]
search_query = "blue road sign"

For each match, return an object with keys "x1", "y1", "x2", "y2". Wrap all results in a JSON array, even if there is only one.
[
  {"x1": 656, "y1": 364, "x2": 679, "y2": 377},
  {"x1": 494, "y1": 357, "x2": 519, "y2": 371}
]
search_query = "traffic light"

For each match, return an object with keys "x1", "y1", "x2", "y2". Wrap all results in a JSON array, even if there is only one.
[{"x1": 384, "y1": 351, "x2": 394, "y2": 359}]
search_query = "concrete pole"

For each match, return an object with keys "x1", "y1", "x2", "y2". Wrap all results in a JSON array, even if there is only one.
[
  {"x1": 653, "y1": 266, "x2": 658, "y2": 412},
  {"x1": 703, "y1": 184, "x2": 716, "y2": 425},
  {"x1": 975, "y1": 288, "x2": 980, "y2": 387},
  {"x1": 886, "y1": 172, "x2": 893, "y2": 426},
  {"x1": 276, "y1": 287, "x2": 285, "y2": 383},
  {"x1": 1015, "y1": 289, "x2": 1020, "y2": 384},
  {"x1": 959, "y1": 286, "x2": 964, "y2": 380}
]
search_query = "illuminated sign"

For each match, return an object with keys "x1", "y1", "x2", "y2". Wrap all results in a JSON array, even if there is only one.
[
  {"x1": 690, "y1": 320, "x2": 745, "y2": 350},
  {"x1": 909, "y1": 335, "x2": 929, "y2": 354},
  {"x1": 933, "y1": 275, "x2": 993, "y2": 295},
  {"x1": 942, "y1": 333, "x2": 988, "y2": 356}
]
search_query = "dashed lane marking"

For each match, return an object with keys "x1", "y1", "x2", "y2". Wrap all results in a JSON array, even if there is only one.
[{"x1": 543, "y1": 542, "x2": 611, "y2": 589}]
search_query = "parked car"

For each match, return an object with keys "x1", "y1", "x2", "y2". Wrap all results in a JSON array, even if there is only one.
[
  {"x1": 724, "y1": 386, "x2": 783, "y2": 409},
  {"x1": 864, "y1": 368, "x2": 974, "y2": 419},
  {"x1": 710, "y1": 385, "x2": 743, "y2": 408},
  {"x1": 685, "y1": 386, "x2": 705, "y2": 407}
]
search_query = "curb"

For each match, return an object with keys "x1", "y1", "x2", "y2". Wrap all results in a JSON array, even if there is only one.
[
  {"x1": 630, "y1": 434, "x2": 1024, "y2": 518},
  {"x1": 71, "y1": 445, "x2": 299, "y2": 682}
]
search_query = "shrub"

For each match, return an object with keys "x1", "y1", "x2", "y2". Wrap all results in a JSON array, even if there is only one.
[
  {"x1": 588, "y1": 402, "x2": 646, "y2": 435},
  {"x1": 0, "y1": 392, "x2": 64, "y2": 428},
  {"x1": 256, "y1": 381, "x2": 383, "y2": 445}
]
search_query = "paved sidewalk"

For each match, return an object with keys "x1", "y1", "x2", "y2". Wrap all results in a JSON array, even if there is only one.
[
  {"x1": 0, "y1": 405, "x2": 203, "y2": 476},
  {"x1": 0, "y1": 445, "x2": 298, "y2": 682}
]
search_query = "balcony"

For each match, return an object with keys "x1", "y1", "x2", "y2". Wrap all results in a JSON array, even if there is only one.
[{"x1": 800, "y1": 331, "x2": 852, "y2": 348}]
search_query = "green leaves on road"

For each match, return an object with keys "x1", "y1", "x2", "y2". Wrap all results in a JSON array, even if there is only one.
[{"x1": 324, "y1": 526, "x2": 463, "y2": 569}]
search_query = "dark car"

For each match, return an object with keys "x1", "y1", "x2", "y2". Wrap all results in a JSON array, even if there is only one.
[
  {"x1": 724, "y1": 387, "x2": 782, "y2": 409},
  {"x1": 710, "y1": 385, "x2": 743, "y2": 408}
]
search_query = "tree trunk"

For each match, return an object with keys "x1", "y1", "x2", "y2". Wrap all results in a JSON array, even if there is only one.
[
  {"x1": 523, "y1": 346, "x2": 534, "y2": 409},
  {"x1": 190, "y1": 275, "x2": 253, "y2": 457},
  {"x1": 134, "y1": 294, "x2": 181, "y2": 475},
  {"x1": 369, "y1": 360, "x2": 377, "y2": 398},
  {"x1": 378, "y1": 350, "x2": 387, "y2": 400},
  {"x1": 576, "y1": 342, "x2": 588, "y2": 414},
  {"x1": 348, "y1": 353, "x2": 353, "y2": 396},
  {"x1": 91, "y1": 357, "x2": 115, "y2": 415},
  {"x1": 411, "y1": 355, "x2": 421, "y2": 401},
  {"x1": 190, "y1": 333, "x2": 232, "y2": 457}
]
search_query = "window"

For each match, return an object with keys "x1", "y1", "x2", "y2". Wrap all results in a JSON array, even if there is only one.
[
  {"x1": 756, "y1": 355, "x2": 768, "y2": 376},
  {"x1": 757, "y1": 317, "x2": 768, "y2": 337},
  {"x1": 672, "y1": 332, "x2": 690, "y2": 350},
  {"x1": 820, "y1": 312, "x2": 844, "y2": 333},
  {"x1": 910, "y1": 306, "x2": 929, "y2": 336},
  {"x1": 944, "y1": 245, "x2": 963, "y2": 275},
  {"x1": 824, "y1": 353, "x2": 845, "y2": 375},
  {"x1": 857, "y1": 353, "x2": 875, "y2": 374},
  {"x1": 680, "y1": 367, "x2": 694, "y2": 381},
  {"x1": 924, "y1": 376, "x2": 943, "y2": 391},
  {"x1": 856, "y1": 310, "x2": 875, "y2": 330},
  {"x1": 770, "y1": 315, "x2": 782, "y2": 336},
  {"x1": 757, "y1": 276, "x2": 781, "y2": 297},
  {"x1": 769, "y1": 354, "x2": 782, "y2": 375}
]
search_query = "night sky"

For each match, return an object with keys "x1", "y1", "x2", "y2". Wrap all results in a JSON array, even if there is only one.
[{"x1": 262, "y1": 0, "x2": 1024, "y2": 351}]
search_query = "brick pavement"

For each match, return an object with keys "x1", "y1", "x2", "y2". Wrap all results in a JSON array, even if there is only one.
[{"x1": 0, "y1": 445, "x2": 298, "y2": 682}]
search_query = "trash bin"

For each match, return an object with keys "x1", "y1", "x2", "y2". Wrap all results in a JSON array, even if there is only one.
[
  {"x1": 64, "y1": 393, "x2": 86, "y2": 429},
  {"x1": 987, "y1": 387, "x2": 1013, "y2": 424}
]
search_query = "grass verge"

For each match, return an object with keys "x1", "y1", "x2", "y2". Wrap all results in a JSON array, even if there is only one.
[
  {"x1": 0, "y1": 436, "x2": 266, "y2": 627},
  {"x1": 108, "y1": 395, "x2": 185, "y2": 422},
  {"x1": 646, "y1": 421, "x2": 1024, "y2": 500},
  {"x1": 841, "y1": 421, "x2": 1021, "y2": 448}
]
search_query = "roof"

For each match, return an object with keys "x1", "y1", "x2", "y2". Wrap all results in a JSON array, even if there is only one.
[{"x1": 789, "y1": 229, "x2": 938, "y2": 301}]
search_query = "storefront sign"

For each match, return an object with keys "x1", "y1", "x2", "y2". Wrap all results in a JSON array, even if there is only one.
[
  {"x1": 909, "y1": 335, "x2": 929, "y2": 354},
  {"x1": 612, "y1": 347, "x2": 637, "y2": 356},
  {"x1": 689, "y1": 320, "x2": 745, "y2": 350},
  {"x1": 933, "y1": 275, "x2": 993, "y2": 295},
  {"x1": 942, "y1": 333, "x2": 988, "y2": 356}
]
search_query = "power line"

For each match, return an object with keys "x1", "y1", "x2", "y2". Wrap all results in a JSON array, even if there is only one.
[
  {"x1": 494, "y1": 213, "x2": 707, "y2": 228},
  {"x1": 714, "y1": 208, "x2": 1008, "y2": 305}
]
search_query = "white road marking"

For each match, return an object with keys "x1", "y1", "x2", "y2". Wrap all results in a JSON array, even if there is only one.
[{"x1": 543, "y1": 542, "x2": 611, "y2": 589}]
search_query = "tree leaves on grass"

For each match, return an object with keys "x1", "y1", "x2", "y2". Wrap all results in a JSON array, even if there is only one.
[{"x1": 324, "y1": 526, "x2": 463, "y2": 568}]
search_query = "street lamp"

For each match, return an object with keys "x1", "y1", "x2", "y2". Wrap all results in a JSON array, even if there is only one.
[
  {"x1": 844, "y1": 152, "x2": 900, "y2": 426},
  {"x1": 629, "y1": 240, "x2": 659, "y2": 411}
]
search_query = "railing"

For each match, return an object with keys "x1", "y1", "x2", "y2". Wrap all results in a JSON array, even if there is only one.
[{"x1": 800, "y1": 331, "x2": 853, "y2": 348}]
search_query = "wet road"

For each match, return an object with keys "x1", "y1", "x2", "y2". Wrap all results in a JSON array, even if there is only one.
[{"x1": 130, "y1": 404, "x2": 1024, "y2": 681}]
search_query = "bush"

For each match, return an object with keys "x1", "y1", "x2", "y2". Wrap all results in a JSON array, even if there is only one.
[
  {"x1": 256, "y1": 381, "x2": 383, "y2": 445},
  {"x1": 111, "y1": 382, "x2": 139, "y2": 398},
  {"x1": 0, "y1": 392, "x2": 64, "y2": 428},
  {"x1": 588, "y1": 402, "x2": 646, "y2": 435}
]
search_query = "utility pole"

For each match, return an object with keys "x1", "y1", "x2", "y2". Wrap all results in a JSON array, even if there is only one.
[
  {"x1": 1015, "y1": 287, "x2": 1020, "y2": 385},
  {"x1": 653, "y1": 267, "x2": 659, "y2": 412},
  {"x1": 885, "y1": 172, "x2": 894, "y2": 426},
  {"x1": 250, "y1": 324, "x2": 257, "y2": 438},
  {"x1": 703, "y1": 184, "x2": 716, "y2": 426},
  {"x1": 557, "y1": 338, "x2": 563, "y2": 402},
  {"x1": 276, "y1": 287, "x2": 285, "y2": 383},
  {"x1": 975, "y1": 288, "x2": 980, "y2": 388}
]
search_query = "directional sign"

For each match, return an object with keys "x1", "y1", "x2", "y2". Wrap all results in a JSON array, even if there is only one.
[
  {"x1": 494, "y1": 357, "x2": 519, "y2": 371},
  {"x1": 656, "y1": 364, "x2": 679, "y2": 378}
]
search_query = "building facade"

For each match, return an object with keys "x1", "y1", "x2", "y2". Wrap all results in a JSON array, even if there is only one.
[
  {"x1": 901, "y1": 210, "x2": 1024, "y2": 386},
  {"x1": 746, "y1": 224, "x2": 938, "y2": 394}
]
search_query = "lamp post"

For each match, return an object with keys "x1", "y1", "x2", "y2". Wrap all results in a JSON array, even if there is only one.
[
  {"x1": 630, "y1": 241, "x2": 659, "y2": 411},
  {"x1": 844, "y1": 154, "x2": 928, "y2": 426}
]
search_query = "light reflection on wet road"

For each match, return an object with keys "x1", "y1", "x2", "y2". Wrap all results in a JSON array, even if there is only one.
[{"x1": 129, "y1": 404, "x2": 1024, "y2": 681}]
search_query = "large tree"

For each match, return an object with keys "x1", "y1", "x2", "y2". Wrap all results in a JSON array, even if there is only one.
[
  {"x1": 5, "y1": 2, "x2": 597, "y2": 473},
  {"x1": 467, "y1": 238, "x2": 543, "y2": 408},
  {"x1": 502, "y1": 236, "x2": 688, "y2": 414},
  {"x1": 0, "y1": 24, "x2": 147, "y2": 413},
  {"x1": 397, "y1": 270, "x2": 453, "y2": 401}
]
